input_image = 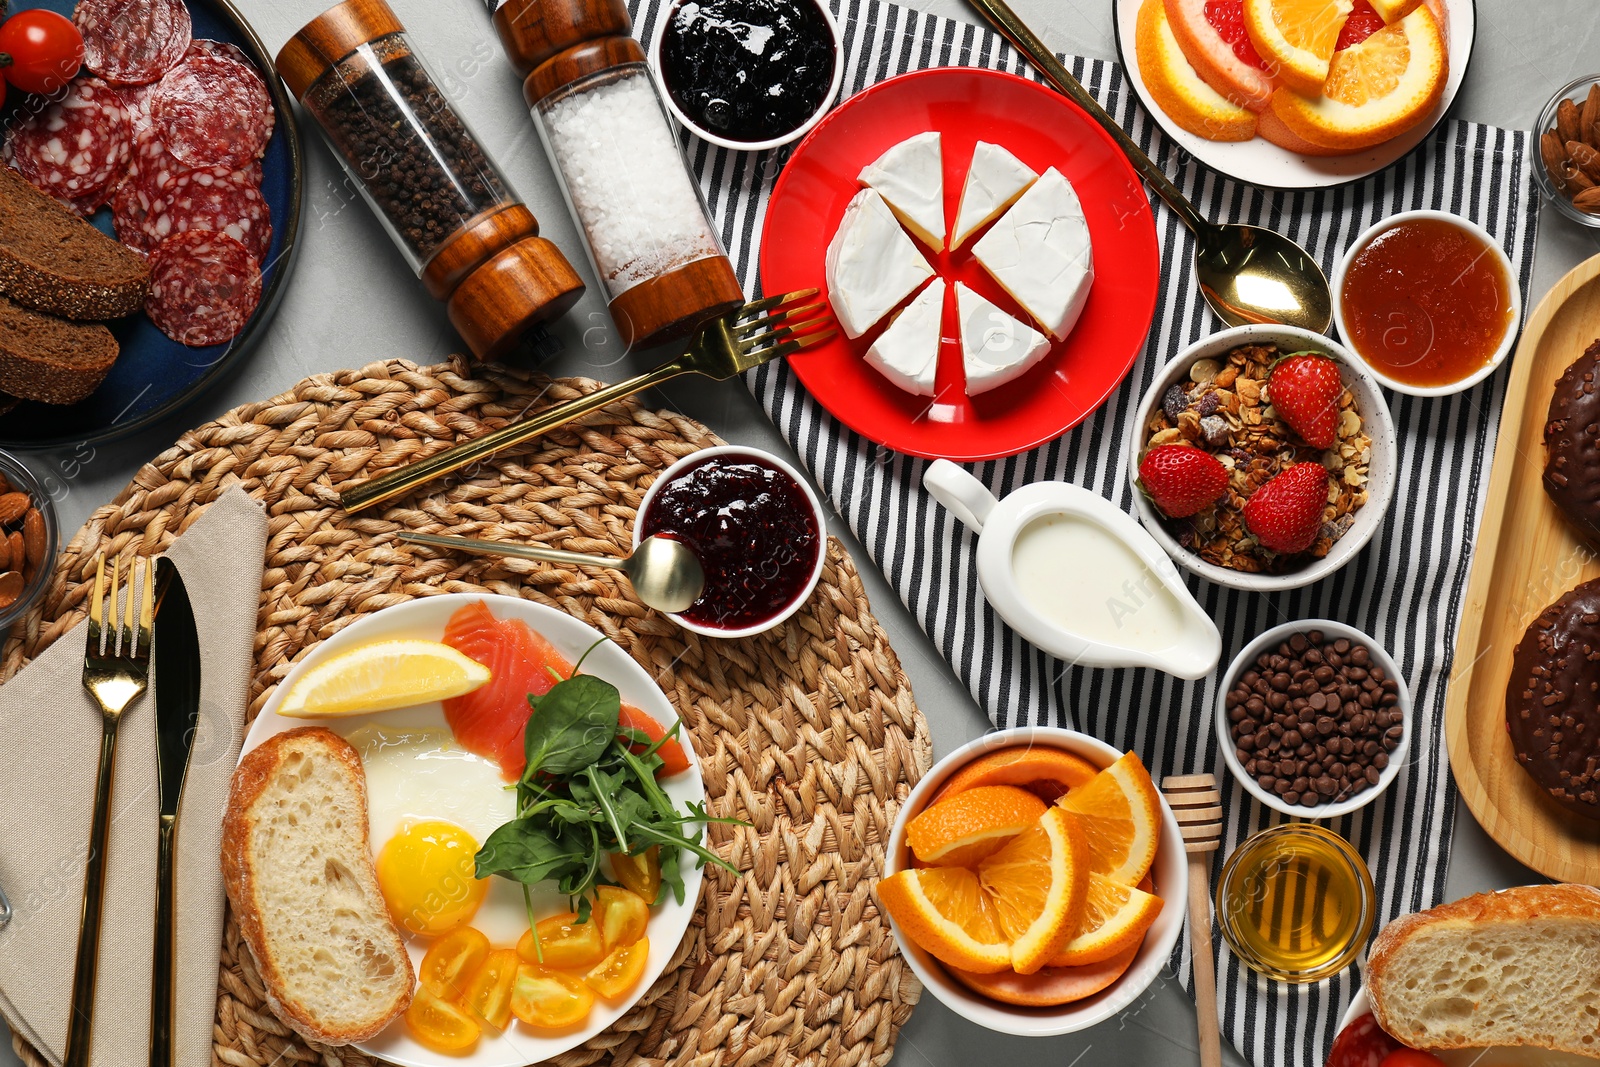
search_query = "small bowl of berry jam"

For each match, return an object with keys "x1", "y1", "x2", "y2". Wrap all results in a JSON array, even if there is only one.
[
  {"x1": 649, "y1": 0, "x2": 845, "y2": 152},
  {"x1": 635, "y1": 445, "x2": 828, "y2": 637}
]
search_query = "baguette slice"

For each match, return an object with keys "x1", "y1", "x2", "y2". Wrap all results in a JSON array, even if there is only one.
[
  {"x1": 1367, "y1": 884, "x2": 1600, "y2": 1057},
  {"x1": 0, "y1": 167, "x2": 150, "y2": 320},
  {"x1": 221, "y1": 727, "x2": 414, "y2": 1045},
  {"x1": 0, "y1": 293, "x2": 118, "y2": 404}
]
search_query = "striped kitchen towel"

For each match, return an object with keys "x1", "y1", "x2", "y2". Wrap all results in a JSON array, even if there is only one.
[{"x1": 630, "y1": 0, "x2": 1540, "y2": 1064}]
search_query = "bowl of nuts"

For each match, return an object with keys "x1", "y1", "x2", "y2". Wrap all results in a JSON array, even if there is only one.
[
  {"x1": 1534, "y1": 76, "x2": 1600, "y2": 227},
  {"x1": 1126, "y1": 325, "x2": 1398, "y2": 593},
  {"x1": 1216, "y1": 620, "x2": 1412, "y2": 819},
  {"x1": 0, "y1": 450, "x2": 57, "y2": 631}
]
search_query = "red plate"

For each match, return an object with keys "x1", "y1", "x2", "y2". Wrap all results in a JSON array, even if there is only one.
[{"x1": 760, "y1": 67, "x2": 1160, "y2": 461}]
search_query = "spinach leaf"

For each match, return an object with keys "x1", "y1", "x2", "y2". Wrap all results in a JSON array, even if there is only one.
[
  {"x1": 522, "y1": 674, "x2": 621, "y2": 778},
  {"x1": 475, "y1": 819, "x2": 590, "y2": 884}
]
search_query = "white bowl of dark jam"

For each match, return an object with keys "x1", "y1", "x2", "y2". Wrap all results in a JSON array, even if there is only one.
[
  {"x1": 635, "y1": 445, "x2": 829, "y2": 637},
  {"x1": 649, "y1": 0, "x2": 845, "y2": 152}
]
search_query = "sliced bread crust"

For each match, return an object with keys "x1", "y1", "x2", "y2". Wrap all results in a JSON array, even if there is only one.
[
  {"x1": 0, "y1": 294, "x2": 118, "y2": 404},
  {"x1": 221, "y1": 727, "x2": 414, "y2": 1046},
  {"x1": 1367, "y1": 884, "x2": 1600, "y2": 1057},
  {"x1": 0, "y1": 167, "x2": 150, "y2": 320}
]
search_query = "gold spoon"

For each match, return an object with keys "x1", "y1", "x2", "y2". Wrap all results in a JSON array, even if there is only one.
[{"x1": 966, "y1": 0, "x2": 1333, "y2": 334}]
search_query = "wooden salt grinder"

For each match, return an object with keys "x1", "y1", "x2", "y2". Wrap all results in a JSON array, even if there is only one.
[{"x1": 1163, "y1": 773, "x2": 1224, "y2": 1067}]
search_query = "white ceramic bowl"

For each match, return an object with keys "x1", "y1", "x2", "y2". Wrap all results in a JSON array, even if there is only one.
[
  {"x1": 647, "y1": 0, "x2": 846, "y2": 153},
  {"x1": 1126, "y1": 324, "x2": 1398, "y2": 594},
  {"x1": 1215, "y1": 619, "x2": 1412, "y2": 820},
  {"x1": 1331, "y1": 210, "x2": 1522, "y2": 397},
  {"x1": 634, "y1": 444, "x2": 828, "y2": 638},
  {"x1": 882, "y1": 727, "x2": 1187, "y2": 1037}
]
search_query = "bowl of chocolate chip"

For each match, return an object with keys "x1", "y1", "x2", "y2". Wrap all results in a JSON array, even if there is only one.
[{"x1": 1216, "y1": 620, "x2": 1411, "y2": 818}]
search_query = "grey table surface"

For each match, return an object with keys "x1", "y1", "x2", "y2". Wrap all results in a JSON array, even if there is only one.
[{"x1": 4, "y1": 0, "x2": 1598, "y2": 1064}]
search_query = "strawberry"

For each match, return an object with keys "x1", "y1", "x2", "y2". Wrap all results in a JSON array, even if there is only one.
[
  {"x1": 1268, "y1": 353, "x2": 1344, "y2": 450},
  {"x1": 1138, "y1": 445, "x2": 1230, "y2": 518},
  {"x1": 1242, "y1": 462, "x2": 1330, "y2": 555}
]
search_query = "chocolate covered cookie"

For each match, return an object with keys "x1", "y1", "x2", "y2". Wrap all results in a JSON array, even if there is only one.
[
  {"x1": 1506, "y1": 577, "x2": 1600, "y2": 820},
  {"x1": 1544, "y1": 338, "x2": 1600, "y2": 540}
]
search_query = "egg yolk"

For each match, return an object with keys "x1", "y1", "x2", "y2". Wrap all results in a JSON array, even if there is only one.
[{"x1": 376, "y1": 820, "x2": 488, "y2": 938}]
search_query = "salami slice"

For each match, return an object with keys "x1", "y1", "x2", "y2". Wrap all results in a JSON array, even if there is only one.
[
  {"x1": 146, "y1": 165, "x2": 271, "y2": 261},
  {"x1": 144, "y1": 230, "x2": 261, "y2": 346},
  {"x1": 186, "y1": 38, "x2": 251, "y2": 66},
  {"x1": 4, "y1": 77, "x2": 132, "y2": 211},
  {"x1": 151, "y1": 53, "x2": 273, "y2": 168},
  {"x1": 75, "y1": 0, "x2": 192, "y2": 86},
  {"x1": 1324, "y1": 1014, "x2": 1402, "y2": 1067},
  {"x1": 111, "y1": 121, "x2": 184, "y2": 250}
]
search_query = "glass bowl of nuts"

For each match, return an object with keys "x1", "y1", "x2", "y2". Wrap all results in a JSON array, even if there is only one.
[
  {"x1": 1215, "y1": 619, "x2": 1412, "y2": 819},
  {"x1": 0, "y1": 450, "x2": 57, "y2": 631},
  {"x1": 1534, "y1": 75, "x2": 1600, "y2": 228}
]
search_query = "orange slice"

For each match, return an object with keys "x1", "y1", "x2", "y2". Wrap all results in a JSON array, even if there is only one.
[
  {"x1": 905, "y1": 785, "x2": 1047, "y2": 868},
  {"x1": 1257, "y1": 102, "x2": 1351, "y2": 154},
  {"x1": 876, "y1": 866, "x2": 1014, "y2": 974},
  {"x1": 1137, "y1": 0, "x2": 1259, "y2": 143},
  {"x1": 1268, "y1": 6, "x2": 1445, "y2": 150},
  {"x1": 1242, "y1": 0, "x2": 1354, "y2": 94},
  {"x1": 976, "y1": 808, "x2": 1091, "y2": 974},
  {"x1": 1367, "y1": 0, "x2": 1422, "y2": 21},
  {"x1": 935, "y1": 746, "x2": 1099, "y2": 804},
  {"x1": 1055, "y1": 752, "x2": 1162, "y2": 886},
  {"x1": 1046, "y1": 874, "x2": 1165, "y2": 967},
  {"x1": 948, "y1": 941, "x2": 1141, "y2": 1007}
]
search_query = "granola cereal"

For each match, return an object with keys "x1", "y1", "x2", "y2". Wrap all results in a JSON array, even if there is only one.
[{"x1": 1141, "y1": 343, "x2": 1371, "y2": 574}]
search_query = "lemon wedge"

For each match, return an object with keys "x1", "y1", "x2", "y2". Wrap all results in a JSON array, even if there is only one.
[{"x1": 279, "y1": 639, "x2": 491, "y2": 718}]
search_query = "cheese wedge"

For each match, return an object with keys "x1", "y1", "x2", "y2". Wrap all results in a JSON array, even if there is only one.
[
  {"x1": 858, "y1": 132, "x2": 945, "y2": 251},
  {"x1": 971, "y1": 167, "x2": 1094, "y2": 340},
  {"x1": 955, "y1": 282, "x2": 1052, "y2": 395},
  {"x1": 951, "y1": 141, "x2": 1038, "y2": 249},
  {"x1": 826, "y1": 188, "x2": 936, "y2": 338},
  {"x1": 865, "y1": 278, "x2": 945, "y2": 396}
]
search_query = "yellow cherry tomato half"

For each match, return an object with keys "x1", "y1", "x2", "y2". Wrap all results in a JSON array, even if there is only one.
[
  {"x1": 405, "y1": 987, "x2": 481, "y2": 1052},
  {"x1": 461, "y1": 948, "x2": 519, "y2": 1030},
  {"x1": 516, "y1": 911, "x2": 606, "y2": 970},
  {"x1": 583, "y1": 936, "x2": 650, "y2": 1000},
  {"x1": 595, "y1": 885, "x2": 649, "y2": 950},
  {"x1": 510, "y1": 963, "x2": 595, "y2": 1029},
  {"x1": 609, "y1": 847, "x2": 661, "y2": 903},
  {"x1": 419, "y1": 926, "x2": 490, "y2": 1001}
]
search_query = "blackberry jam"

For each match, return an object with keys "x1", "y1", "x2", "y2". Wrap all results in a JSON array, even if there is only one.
[
  {"x1": 640, "y1": 452, "x2": 822, "y2": 630},
  {"x1": 658, "y1": 0, "x2": 836, "y2": 144}
]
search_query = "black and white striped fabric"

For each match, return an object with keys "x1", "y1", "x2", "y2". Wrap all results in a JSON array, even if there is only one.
[{"x1": 631, "y1": 1, "x2": 1541, "y2": 1063}]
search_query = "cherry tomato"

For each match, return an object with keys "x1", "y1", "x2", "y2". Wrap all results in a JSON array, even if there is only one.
[
  {"x1": 0, "y1": 11, "x2": 84, "y2": 97},
  {"x1": 595, "y1": 885, "x2": 649, "y2": 950},
  {"x1": 1379, "y1": 1053, "x2": 1446, "y2": 1067},
  {"x1": 582, "y1": 936, "x2": 650, "y2": 999},
  {"x1": 617, "y1": 704, "x2": 691, "y2": 777},
  {"x1": 405, "y1": 987, "x2": 481, "y2": 1053},
  {"x1": 610, "y1": 847, "x2": 662, "y2": 904},
  {"x1": 510, "y1": 964, "x2": 594, "y2": 1029},
  {"x1": 460, "y1": 948, "x2": 520, "y2": 1030},
  {"x1": 418, "y1": 927, "x2": 491, "y2": 1001},
  {"x1": 516, "y1": 911, "x2": 605, "y2": 970}
]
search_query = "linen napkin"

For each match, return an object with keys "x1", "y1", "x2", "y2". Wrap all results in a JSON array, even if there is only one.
[{"x1": 0, "y1": 485, "x2": 267, "y2": 1067}]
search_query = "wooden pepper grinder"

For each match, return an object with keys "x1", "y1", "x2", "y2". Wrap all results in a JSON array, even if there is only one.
[
  {"x1": 1163, "y1": 773, "x2": 1224, "y2": 1067},
  {"x1": 488, "y1": 0, "x2": 746, "y2": 348}
]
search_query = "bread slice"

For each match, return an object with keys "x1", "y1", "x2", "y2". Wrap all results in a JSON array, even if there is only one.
[
  {"x1": 0, "y1": 294, "x2": 118, "y2": 404},
  {"x1": 221, "y1": 727, "x2": 414, "y2": 1046},
  {"x1": 0, "y1": 167, "x2": 149, "y2": 319},
  {"x1": 1367, "y1": 884, "x2": 1600, "y2": 1056}
]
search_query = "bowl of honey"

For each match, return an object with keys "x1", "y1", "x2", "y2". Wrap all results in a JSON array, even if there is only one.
[{"x1": 1332, "y1": 210, "x2": 1521, "y2": 397}]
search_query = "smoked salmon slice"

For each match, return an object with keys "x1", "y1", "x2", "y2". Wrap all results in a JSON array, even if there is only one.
[{"x1": 442, "y1": 600, "x2": 572, "y2": 780}]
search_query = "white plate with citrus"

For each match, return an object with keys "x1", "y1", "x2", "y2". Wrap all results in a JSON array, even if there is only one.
[
  {"x1": 241, "y1": 593, "x2": 708, "y2": 1067},
  {"x1": 1114, "y1": 0, "x2": 1475, "y2": 189}
]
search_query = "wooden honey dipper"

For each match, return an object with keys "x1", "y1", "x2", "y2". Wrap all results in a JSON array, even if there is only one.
[{"x1": 1163, "y1": 773, "x2": 1224, "y2": 1067}]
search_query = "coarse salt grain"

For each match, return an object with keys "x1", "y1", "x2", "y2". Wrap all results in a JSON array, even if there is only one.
[{"x1": 539, "y1": 67, "x2": 721, "y2": 296}]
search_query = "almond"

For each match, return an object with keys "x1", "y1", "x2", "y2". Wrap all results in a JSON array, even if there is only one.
[
  {"x1": 1574, "y1": 187, "x2": 1600, "y2": 213},
  {"x1": 1572, "y1": 169, "x2": 1598, "y2": 192},
  {"x1": 1559, "y1": 98, "x2": 1583, "y2": 144},
  {"x1": 0, "y1": 571, "x2": 23, "y2": 610},
  {"x1": 1584, "y1": 84, "x2": 1600, "y2": 142},
  {"x1": 1544, "y1": 131, "x2": 1573, "y2": 191},
  {"x1": 0, "y1": 492, "x2": 28, "y2": 526},
  {"x1": 22, "y1": 508, "x2": 45, "y2": 569},
  {"x1": 1571, "y1": 140, "x2": 1600, "y2": 181}
]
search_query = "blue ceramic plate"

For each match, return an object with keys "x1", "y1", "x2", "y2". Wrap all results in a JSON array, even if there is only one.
[{"x1": 0, "y1": 0, "x2": 302, "y2": 449}]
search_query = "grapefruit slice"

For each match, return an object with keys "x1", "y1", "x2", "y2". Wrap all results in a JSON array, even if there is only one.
[
  {"x1": 948, "y1": 941, "x2": 1141, "y2": 1007},
  {"x1": 1256, "y1": 102, "x2": 1350, "y2": 154},
  {"x1": 1139, "y1": 0, "x2": 1259, "y2": 142},
  {"x1": 1243, "y1": 0, "x2": 1355, "y2": 95},
  {"x1": 1162, "y1": 0, "x2": 1276, "y2": 112}
]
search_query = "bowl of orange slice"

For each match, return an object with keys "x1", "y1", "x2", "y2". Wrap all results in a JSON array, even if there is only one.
[{"x1": 875, "y1": 728, "x2": 1186, "y2": 1036}]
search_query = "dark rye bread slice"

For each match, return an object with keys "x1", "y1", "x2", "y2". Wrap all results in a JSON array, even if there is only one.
[
  {"x1": 0, "y1": 294, "x2": 118, "y2": 404},
  {"x1": 0, "y1": 166, "x2": 150, "y2": 320}
]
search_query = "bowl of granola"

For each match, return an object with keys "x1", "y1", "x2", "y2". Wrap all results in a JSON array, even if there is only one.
[{"x1": 1126, "y1": 326, "x2": 1397, "y2": 593}]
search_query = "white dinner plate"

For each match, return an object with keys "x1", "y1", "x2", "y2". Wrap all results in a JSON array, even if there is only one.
[
  {"x1": 241, "y1": 593, "x2": 707, "y2": 1067},
  {"x1": 1112, "y1": 0, "x2": 1476, "y2": 190},
  {"x1": 1339, "y1": 987, "x2": 1600, "y2": 1065}
]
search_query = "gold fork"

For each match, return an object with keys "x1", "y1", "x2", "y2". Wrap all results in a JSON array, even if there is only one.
[
  {"x1": 64, "y1": 555, "x2": 154, "y2": 1067},
  {"x1": 339, "y1": 289, "x2": 835, "y2": 513}
]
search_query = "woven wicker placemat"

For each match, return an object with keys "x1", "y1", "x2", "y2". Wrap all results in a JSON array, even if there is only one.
[{"x1": 4, "y1": 356, "x2": 931, "y2": 1067}]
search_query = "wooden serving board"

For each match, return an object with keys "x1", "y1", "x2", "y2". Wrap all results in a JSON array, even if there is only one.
[{"x1": 1448, "y1": 253, "x2": 1600, "y2": 883}]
